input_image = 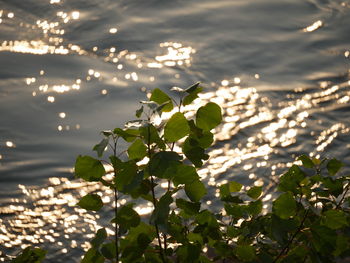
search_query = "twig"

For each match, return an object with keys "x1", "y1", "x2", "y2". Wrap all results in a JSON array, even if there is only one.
[
  {"x1": 112, "y1": 136, "x2": 119, "y2": 262},
  {"x1": 147, "y1": 122, "x2": 166, "y2": 263},
  {"x1": 272, "y1": 209, "x2": 309, "y2": 263},
  {"x1": 336, "y1": 182, "x2": 350, "y2": 209}
]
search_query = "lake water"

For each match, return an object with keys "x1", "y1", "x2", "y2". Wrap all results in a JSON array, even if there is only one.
[{"x1": 0, "y1": 0, "x2": 350, "y2": 261}]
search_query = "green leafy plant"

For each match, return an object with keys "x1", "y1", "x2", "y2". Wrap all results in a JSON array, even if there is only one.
[
  {"x1": 74, "y1": 82, "x2": 222, "y2": 263},
  {"x1": 10, "y1": 84, "x2": 350, "y2": 263}
]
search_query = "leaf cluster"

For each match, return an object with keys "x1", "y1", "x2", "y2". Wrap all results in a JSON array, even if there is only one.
[{"x1": 11, "y1": 85, "x2": 350, "y2": 263}]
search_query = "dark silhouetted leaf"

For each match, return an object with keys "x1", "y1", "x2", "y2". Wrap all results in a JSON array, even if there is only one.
[
  {"x1": 139, "y1": 124, "x2": 165, "y2": 150},
  {"x1": 135, "y1": 105, "x2": 143, "y2": 118},
  {"x1": 177, "y1": 243, "x2": 201, "y2": 262},
  {"x1": 327, "y1": 158, "x2": 343, "y2": 176},
  {"x1": 235, "y1": 245, "x2": 256, "y2": 262},
  {"x1": 248, "y1": 200, "x2": 262, "y2": 216},
  {"x1": 150, "y1": 192, "x2": 173, "y2": 232},
  {"x1": 102, "y1": 130, "x2": 113, "y2": 136},
  {"x1": 91, "y1": 228, "x2": 107, "y2": 248},
  {"x1": 101, "y1": 243, "x2": 116, "y2": 259},
  {"x1": 176, "y1": 198, "x2": 200, "y2": 215},
  {"x1": 114, "y1": 160, "x2": 138, "y2": 191},
  {"x1": 321, "y1": 210, "x2": 348, "y2": 229},
  {"x1": 247, "y1": 186, "x2": 262, "y2": 200},
  {"x1": 149, "y1": 151, "x2": 182, "y2": 179},
  {"x1": 93, "y1": 138, "x2": 109, "y2": 157},
  {"x1": 11, "y1": 247, "x2": 46, "y2": 263},
  {"x1": 278, "y1": 165, "x2": 305, "y2": 194},
  {"x1": 81, "y1": 248, "x2": 104, "y2": 263},
  {"x1": 77, "y1": 194, "x2": 103, "y2": 211},
  {"x1": 113, "y1": 205, "x2": 140, "y2": 229},
  {"x1": 273, "y1": 192, "x2": 296, "y2": 219},
  {"x1": 182, "y1": 138, "x2": 209, "y2": 167}
]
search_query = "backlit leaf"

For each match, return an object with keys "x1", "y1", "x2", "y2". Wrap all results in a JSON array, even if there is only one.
[
  {"x1": 164, "y1": 112, "x2": 190, "y2": 142},
  {"x1": 229, "y1": 181, "x2": 243, "y2": 192},
  {"x1": 185, "y1": 180, "x2": 207, "y2": 202},
  {"x1": 196, "y1": 102, "x2": 222, "y2": 131},
  {"x1": 150, "y1": 88, "x2": 173, "y2": 112},
  {"x1": 114, "y1": 128, "x2": 140, "y2": 142},
  {"x1": 127, "y1": 139, "x2": 147, "y2": 160},
  {"x1": 172, "y1": 164, "x2": 199, "y2": 186},
  {"x1": 298, "y1": 154, "x2": 314, "y2": 168},
  {"x1": 75, "y1": 155, "x2": 105, "y2": 181},
  {"x1": 183, "y1": 83, "x2": 202, "y2": 106},
  {"x1": 185, "y1": 82, "x2": 200, "y2": 93}
]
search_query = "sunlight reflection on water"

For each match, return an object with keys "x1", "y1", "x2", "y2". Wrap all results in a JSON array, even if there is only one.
[
  {"x1": 1, "y1": 76, "x2": 350, "y2": 261},
  {"x1": 1, "y1": 0, "x2": 350, "y2": 261}
]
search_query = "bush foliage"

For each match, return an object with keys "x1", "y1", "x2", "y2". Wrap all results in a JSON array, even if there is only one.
[{"x1": 12, "y1": 84, "x2": 350, "y2": 263}]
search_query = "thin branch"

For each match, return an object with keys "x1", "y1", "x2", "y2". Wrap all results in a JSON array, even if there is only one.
[
  {"x1": 272, "y1": 209, "x2": 309, "y2": 263},
  {"x1": 147, "y1": 121, "x2": 166, "y2": 263},
  {"x1": 336, "y1": 182, "x2": 350, "y2": 209},
  {"x1": 112, "y1": 136, "x2": 119, "y2": 262},
  {"x1": 114, "y1": 187, "x2": 119, "y2": 262}
]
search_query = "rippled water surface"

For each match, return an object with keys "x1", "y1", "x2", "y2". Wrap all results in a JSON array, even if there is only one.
[{"x1": 1, "y1": 0, "x2": 350, "y2": 261}]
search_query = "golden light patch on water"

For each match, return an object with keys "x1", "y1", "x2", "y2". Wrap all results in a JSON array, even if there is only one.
[
  {"x1": 0, "y1": 175, "x2": 127, "y2": 260},
  {"x1": 315, "y1": 123, "x2": 349, "y2": 152},
  {"x1": 303, "y1": 20, "x2": 323, "y2": 32},
  {"x1": 109, "y1": 28, "x2": 118, "y2": 34},
  {"x1": 0, "y1": 40, "x2": 69, "y2": 55},
  {"x1": 0, "y1": 6, "x2": 87, "y2": 57},
  {"x1": 1, "y1": 70, "x2": 350, "y2": 261},
  {"x1": 6, "y1": 141, "x2": 15, "y2": 148},
  {"x1": 147, "y1": 42, "x2": 195, "y2": 68}
]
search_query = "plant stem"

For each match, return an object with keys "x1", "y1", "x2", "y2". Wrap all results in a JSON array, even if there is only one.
[
  {"x1": 150, "y1": 173, "x2": 166, "y2": 262},
  {"x1": 112, "y1": 137, "x2": 119, "y2": 263},
  {"x1": 147, "y1": 122, "x2": 166, "y2": 263},
  {"x1": 336, "y1": 182, "x2": 350, "y2": 209},
  {"x1": 272, "y1": 209, "x2": 309, "y2": 263},
  {"x1": 114, "y1": 187, "x2": 119, "y2": 263}
]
